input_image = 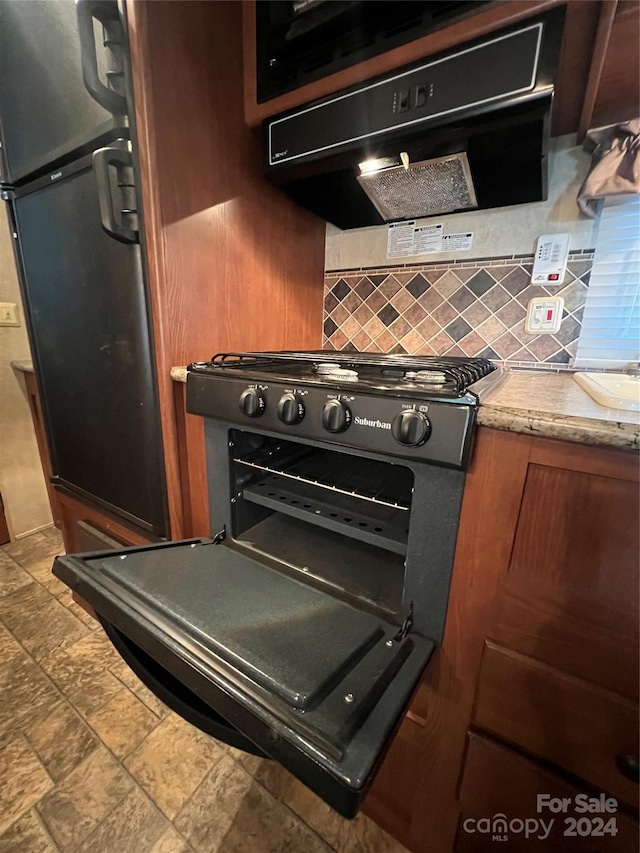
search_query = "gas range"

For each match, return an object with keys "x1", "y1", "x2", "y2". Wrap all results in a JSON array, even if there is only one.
[
  {"x1": 188, "y1": 351, "x2": 505, "y2": 469},
  {"x1": 54, "y1": 349, "x2": 494, "y2": 819}
]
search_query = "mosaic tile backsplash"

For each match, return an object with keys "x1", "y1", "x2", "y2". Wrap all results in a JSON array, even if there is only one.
[{"x1": 323, "y1": 253, "x2": 593, "y2": 365}]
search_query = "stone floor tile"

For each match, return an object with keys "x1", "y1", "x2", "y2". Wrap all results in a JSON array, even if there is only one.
[
  {"x1": 0, "y1": 736, "x2": 54, "y2": 834},
  {"x1": 0, "y1": 651, "x2": 59, "y2": 738},
  {"x1": 40, "y1": 633, "x2": 124, "y2": 718},
  {"x1": 36, "y1": 745, "x2": 135, "y2": 850},
  {"x1": 217, "y1": 776, "x2": 332, "y2": 853},
  {"x1": 341, "y1": 812, "x2": 411, "y2": 853},
  {"x1": 108, "y1": 655, "x2": 170, "y2": 719},
  {"x1": 0, "y1": 621, "x2": 23, "y2": 665},
  {"x1": 41, "y1": 527, "x2": 64, "y2": 547},
  {"x1": 22, "y1": 555, "x2": 68, "y2": 597},
  {"x1": 150, "y1": 826, "x2": 193, "y2": 853},
  {"x1": 0, "y1": 581, "x2": 89, "y2": 661},
  {"x1": 57, "y1": 590, "x2": 100, "y2": 629},
  {"x1": 0, "y1": 551, "x2": 33, "y2": 597},
  {"x1": 124, "y1": 713, "x2": 226, "y2": 820},
  {"x1": 2, "y1": 532, "x2": 63, "y2": 569},
  {"x1": 87, "y1": 689, "x2": 161, "y2": 759},
  {"x1": 283, "y1": 778, "x2": 347, "y2": 849},
  {"x1": 173, "y1": 755, "x2": 254, "y2": 852},
  {"x1": 25, "y1": 700, "x2": 98, "y2": 782},
  {"x1": 74, "y1": 786, "x2": 168, "y2": 853},
  {"x1": 234, "y1": 752, "x2": 295, "y2": 800},
  {"x1": 0, "y1": 809, "x2": 58, "y2": 853},
  {"x1": 284, "y1": 779, "x2": 411, "y2": 853}
]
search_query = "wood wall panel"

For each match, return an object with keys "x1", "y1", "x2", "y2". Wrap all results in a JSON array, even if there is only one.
[{"x1": 127, "y1": 1, "x2": 325, "y2": 538}]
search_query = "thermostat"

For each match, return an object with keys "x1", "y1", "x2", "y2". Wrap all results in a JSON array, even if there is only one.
[{"x1": 531, "y1": 233, "x2": 571, "y2": 284}]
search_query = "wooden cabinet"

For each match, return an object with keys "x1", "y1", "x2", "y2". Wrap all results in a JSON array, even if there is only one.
[
  {"x1": 56, "y1": 491, "x2": 153, "y2": 625},
  {"x1": 458, "y1": 733, "x2": 640, "y2": 852},
  {"x1": 242, "y1": 0, "x2": 602, "y2": 137},
  {"x1": 474, "y1": 642, "x2": 639, "y2": 807},
  {"x1": 127, "y1": 1, "x2": 325, "y2": 540},
  {"x1": 363, "y1": 429, "x2": 639, "y2": 853},
  {"x1": 243, "y1": 1, "x2": 638, "y2": 138},
  {"x1": 57, "y1": 491, "x2": 151, "y2": 553},
  {"x1": 579, "y1": 0, "x2": 640, "y2": 139}
]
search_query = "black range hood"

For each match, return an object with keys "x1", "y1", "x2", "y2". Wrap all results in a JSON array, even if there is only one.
[{"x1": 264, "y1": 9, "x2": 565, "y2": 230}]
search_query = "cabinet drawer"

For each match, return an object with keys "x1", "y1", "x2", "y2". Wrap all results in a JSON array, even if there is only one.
[
  {"x1": 473, "y1": 642, "x2": 639, "y2": 808},
  {"x1": 458, "y1": 733, "x2": 639, "y2": 852}
]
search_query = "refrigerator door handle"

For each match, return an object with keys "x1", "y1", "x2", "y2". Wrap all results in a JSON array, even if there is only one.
[
  {"x1": 77, "y1": 0, "x2": 128, "y2": 116},
  {"x1": 93, "y1": 143, "x2": 139, "y2": 244}
]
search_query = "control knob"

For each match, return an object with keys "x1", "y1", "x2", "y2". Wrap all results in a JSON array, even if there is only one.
[
  {"x1": 277, "y1": 392, "x2": 305, "y2": 425},
  {"x1": 239, "y1": 388, "x2": 265, "y2": 418},
  {"x1": 322, "y1": 399, "x2": 352, "y2": 433},
  {"x1": 392, "y1": 409, "x2": 431, "y2": 446}
]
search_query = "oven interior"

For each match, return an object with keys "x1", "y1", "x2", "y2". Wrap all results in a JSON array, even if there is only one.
[{"x1": 228, "y1": 430, "x2": 412, "y2": 620}]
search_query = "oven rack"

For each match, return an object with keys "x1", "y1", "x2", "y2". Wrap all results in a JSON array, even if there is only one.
[
  {"x1": 234, "y1": 444, "x2": 413, "y2": 510},
  {"x1": 243, "y1": 473, "x2": 408, "y2": 556}
]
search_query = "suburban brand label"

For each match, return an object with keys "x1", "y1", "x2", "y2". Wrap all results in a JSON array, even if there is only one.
[{"x1": 354, "y1": 416, "x2": 391, "y2": 430}]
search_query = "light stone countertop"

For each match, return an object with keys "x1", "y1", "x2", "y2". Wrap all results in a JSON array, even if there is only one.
[
  {"x1": 10, "y1": 359, "x2": 34, "y2": 373},
  {"x1": 170, "y1": 366, "x2": 188, "y2": 383},
  {"x1": 172, "y1": 364, "x2": 639, "y2": 451},
  {"x1": 478, "y1": 370, "x2": 640, "y2": 451}
]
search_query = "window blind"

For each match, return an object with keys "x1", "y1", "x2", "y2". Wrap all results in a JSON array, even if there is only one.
[{"x1": 574, "y1": 195, "x2": 640, "y2": 369}]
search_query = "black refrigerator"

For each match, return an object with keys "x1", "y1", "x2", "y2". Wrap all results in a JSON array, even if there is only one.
[{"x1": 0, "y1": 0, "x2": 167, "y2": 538}]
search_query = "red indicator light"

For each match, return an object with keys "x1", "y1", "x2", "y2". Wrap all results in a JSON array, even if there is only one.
[
  {"x1": 547, "y1": 309, "x2": 553, "y2": 321},
  {"x1": 548, "y1": 273, "x2": 559, "y2": 281}
]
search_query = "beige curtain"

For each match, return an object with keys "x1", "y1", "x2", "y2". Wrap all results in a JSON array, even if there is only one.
[{"x1": 577, "y1": 118, "x2": 640, "y2": 217}]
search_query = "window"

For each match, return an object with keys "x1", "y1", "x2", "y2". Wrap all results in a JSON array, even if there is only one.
[{"x1": 574, "y1": 196, "x2": 640, "y2": 369}]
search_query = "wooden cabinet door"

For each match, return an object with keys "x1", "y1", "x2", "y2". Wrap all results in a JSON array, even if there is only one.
[
  {"x1": 57, "y1": 491, "x2": 152, "y2": 553},
  {"x1": 493, "y1": 440, "x2": 639, "y2": 702},
  {"x1": 474, "y1": 642, "x2": 639, "y2": 808},
  {"x1": 458, "y1": 733, "x2": 639, "y2": 852}
]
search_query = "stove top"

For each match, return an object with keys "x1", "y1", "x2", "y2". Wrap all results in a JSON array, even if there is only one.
[{"x1": 191, "y1": 351, "x2": 500, "y2": 400}]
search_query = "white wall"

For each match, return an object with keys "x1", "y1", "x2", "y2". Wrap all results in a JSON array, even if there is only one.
[
  {"x1": 325, "y1": 134, "x2": 598, "y2": 270},
  {"x1": 0, "y1": 204, "x2": 52, "y2": 538}
]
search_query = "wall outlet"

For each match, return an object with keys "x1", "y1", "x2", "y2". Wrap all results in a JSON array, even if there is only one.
[
  {"x1": 0, "y1": 302, "x2": 19, "y2": 327},
  {"x1": 525, "y1": 296, "x2": 564, "y2": 334}
]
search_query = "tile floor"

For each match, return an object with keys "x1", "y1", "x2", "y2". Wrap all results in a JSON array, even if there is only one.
[{"x1": 0, "y1": 529, "x2": 408, "y2": 853}]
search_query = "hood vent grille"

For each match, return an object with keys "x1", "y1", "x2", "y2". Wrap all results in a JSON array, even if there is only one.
[{"x1": 356, "y1": 152, "x2": 478, "y2": 221}]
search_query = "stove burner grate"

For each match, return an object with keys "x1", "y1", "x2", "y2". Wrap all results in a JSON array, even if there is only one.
[{"x1": 207, "y1": 351, "x2": 495, "y2": 395}]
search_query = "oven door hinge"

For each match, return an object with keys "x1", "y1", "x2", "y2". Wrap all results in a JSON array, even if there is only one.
[
  {"x1": 212, "y1": 526, "x2": 226, "y2": 545},
  {"x1": 393, "y1": 601, "x2": 413, "y2": 642}
]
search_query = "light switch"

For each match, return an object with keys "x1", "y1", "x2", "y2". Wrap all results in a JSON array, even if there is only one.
[
  {"x1": 525, "y1": 296, "x2": 564, "y2": 334},
  {"x1": 0, "y1": 302, "x2": 19, "y2": 327}
]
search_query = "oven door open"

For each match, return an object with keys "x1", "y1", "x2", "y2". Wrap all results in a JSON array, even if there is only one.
[{"x1": 53, "y1": 536, "x2": 434, "y2": 818}]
